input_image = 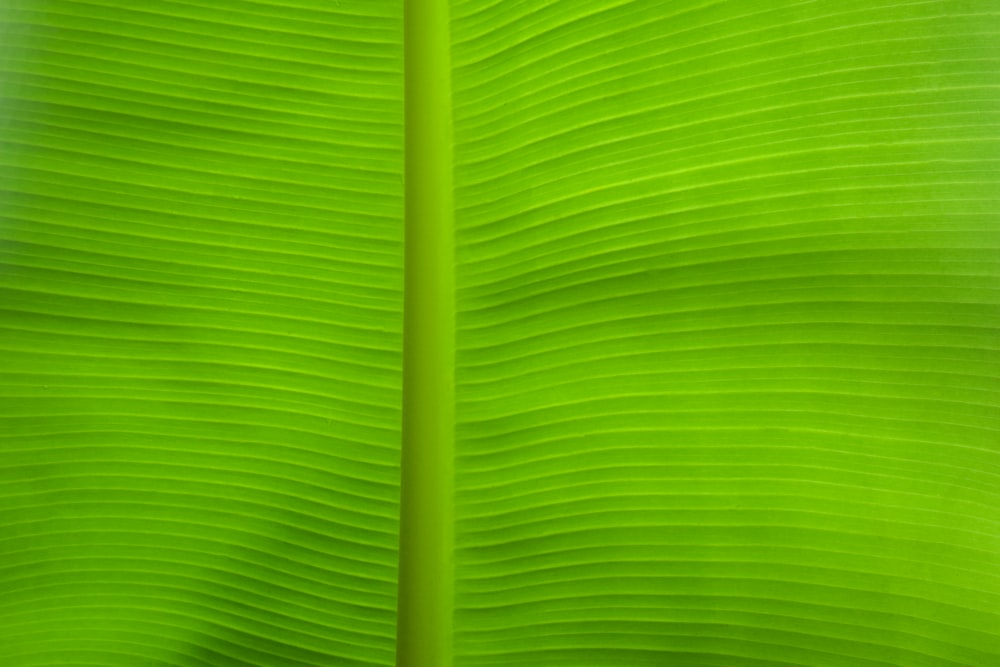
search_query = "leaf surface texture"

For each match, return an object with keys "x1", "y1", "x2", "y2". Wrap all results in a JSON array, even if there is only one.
[
  {"x1": 0, "y1": 1, "x2": 404, "y2": 665},
  {"x1": 1, "y1": 0, "x2": 999, "y2": 666},
  {"x1": 450, "y1": 1, "x2": 1000, "y2": 665}
]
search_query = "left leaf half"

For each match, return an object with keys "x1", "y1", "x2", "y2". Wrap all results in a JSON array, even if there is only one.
[{"x1": 0, "y1": 2, "x2": 404, "y2": 665}]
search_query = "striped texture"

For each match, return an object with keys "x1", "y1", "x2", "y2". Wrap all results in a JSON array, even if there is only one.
[
  {"x1": 0, "y1": 1, "x2": 403, "y2": 665},
  {"x1": 451, "y1": 1, "x2": 1000, "y2": 665}
]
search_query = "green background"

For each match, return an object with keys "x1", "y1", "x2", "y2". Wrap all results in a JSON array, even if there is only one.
[
  {"x1": 450, "y1": 1, "x2": 1000, "y2": 664},
  {"x1": 0, "y1": 1, "x2": 404, "y2": 664},
  {"x1": 2, "y1": 0, "x2": 1000, "y2": 666}
]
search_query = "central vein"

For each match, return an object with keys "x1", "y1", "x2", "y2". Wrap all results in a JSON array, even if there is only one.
[{"x1": 396, "y1": 0, "x2": 455, "y2": 664}]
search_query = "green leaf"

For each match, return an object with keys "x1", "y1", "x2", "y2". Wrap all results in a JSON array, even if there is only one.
[
  {"x1": 2, "y1": 1, "x2": 1000, "y2": 666},
  {"x1": 0, "y1": 1, "x2": 404, "y2": 665},
  {"x1": 448, "y1": 2, "x2": 1000, "y2": 665}
]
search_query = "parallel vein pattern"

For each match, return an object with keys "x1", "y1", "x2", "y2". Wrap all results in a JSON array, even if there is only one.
[
  {"x1": 451, "y1": 1, "x2": 1000, "y2": 665},
  {"x1": 0, "y1": 1, "x2": 403, "y2": 665}
]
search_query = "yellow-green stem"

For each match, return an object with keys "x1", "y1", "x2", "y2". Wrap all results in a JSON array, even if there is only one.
[{"x1": 396, "y1": 0, "x2": 454, "y2": 664}]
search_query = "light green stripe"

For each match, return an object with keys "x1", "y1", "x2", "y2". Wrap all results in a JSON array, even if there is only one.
[{"x1": 397, "y1": 0, "x2": 455, "y2": 664}]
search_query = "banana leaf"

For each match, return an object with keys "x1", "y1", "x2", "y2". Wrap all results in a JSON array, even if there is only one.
[{"x1": 1, "y1": 1, "x2": 998, "y2": 665}]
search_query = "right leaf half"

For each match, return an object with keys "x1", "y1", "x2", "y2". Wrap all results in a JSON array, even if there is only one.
[{"x1": 450, "y1": 1, "x2": 1000, "y2": 665}]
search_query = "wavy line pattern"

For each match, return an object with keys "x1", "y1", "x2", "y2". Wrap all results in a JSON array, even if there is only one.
[
  {"x1": 0, "y1": 1, "x2": 402, "y2": 665},
  {"x1": 451, "y1": 1, "x2": 1000, "y2": 665}
]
